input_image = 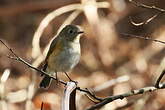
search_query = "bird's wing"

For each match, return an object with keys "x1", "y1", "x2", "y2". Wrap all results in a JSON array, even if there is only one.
[
  {"x1": 43, "y1": 37, "x2": 59, "y2": 71},
  {"x1": 46, "y1": 37, "x2": 59, "y2": 60}
]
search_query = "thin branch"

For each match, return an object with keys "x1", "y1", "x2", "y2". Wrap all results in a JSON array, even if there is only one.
[
  {"x1": 120, "y1": 33, "x2": 165, "y2": 45},
  {"x1": 129, "y1": 0, "x2": 165, "y2": 13},
  {"x1": 77, "y1": 87, "x2": 104, "y2": 102},
  {"x1": 0, "y1": 39, "x2": 66, "y2": 85},
  {"x1": 86, "y1": 83, "x2": 165, "y2": 110},
  {"x1": 155, "y1": 69, "x2": 165, "y2": 88},
  {"x1": 129, "y1": 0, "x2": 165, "y2": 26},
  {"x1": 1, "y1": 39, "x2": 165, "y2": 110},
  {"x1": 129, "y1": 12, "x2": 161, "y2": 26},
  {"x1": 0, "y1": 39, "x2": 102, "y2": 102}
]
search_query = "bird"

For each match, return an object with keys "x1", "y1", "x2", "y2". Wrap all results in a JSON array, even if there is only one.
[{"x1": 39, "y1": 24, "x2": 83, "y2": 88}]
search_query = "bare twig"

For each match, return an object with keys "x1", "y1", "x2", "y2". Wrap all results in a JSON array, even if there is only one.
[
  {"x1": 0, "y1": 39, "x2": 66, "y2": 85},
  {"x1": 129, "y1": 0, "x2": 165, "y2": 26},
  {"x1": 77, "y1": 87, "x2": 103, "y2": 102},
  {"x1": 86, "y1": 83, "x2": 165, "y2": 110},
  {"x1": 129, "y1": 12, "x2": 161, "y2": 26},
  {"x1": 155, "y1": 69, "x2": 165, "y2": 88},
  {"x1": 0, "y1": 39, "x2": 102, "y2": 102},
  {"x1": 129, "y1": 0, "x2": 165, "y2": 12},
  {"x1": 120, "y1": 33, "x2": 165, "y2": 45},
  {"x1": 1, "y1": 38, "x2": 165, "y2": 110}
]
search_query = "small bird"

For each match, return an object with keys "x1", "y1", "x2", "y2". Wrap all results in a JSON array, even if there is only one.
[{"x1": 40, "y1": 25, "x2": 83, "y2": 88}]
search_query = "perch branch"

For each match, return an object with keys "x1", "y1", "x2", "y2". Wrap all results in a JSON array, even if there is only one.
[
  {"x1": 0, "y1": 39, "x2": 102, "y2": 102},
  {"x1": 86, "y1": 83, "x2": 165, "y2": 110},
  {"x1": 1, "y1": 39, "x2": 165, "y2": 110},
  {"x1": 0, "y1": 39, "x2": 66, "y2": 85}
]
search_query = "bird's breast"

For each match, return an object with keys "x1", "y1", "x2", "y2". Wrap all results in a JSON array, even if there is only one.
[{"x1": 48, "y1": 42, "x2": 80, "y2": 72}]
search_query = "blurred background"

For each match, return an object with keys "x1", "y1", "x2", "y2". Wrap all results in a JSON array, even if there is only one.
[{"x1": 0, "y1": 0, "x2": 165, "y2": 110}]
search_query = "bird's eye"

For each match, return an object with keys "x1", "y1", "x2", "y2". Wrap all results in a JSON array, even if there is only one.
[{"x1": 68, "y1": 29, "x2": 74, "y2": 34}]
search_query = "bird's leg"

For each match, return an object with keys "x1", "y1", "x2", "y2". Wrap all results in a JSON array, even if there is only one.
[
  {"x1": 55, "y1": 71, "x2": 59, "y2": 84},
  {"x1": 64, "y1": 72, "x2": 77, "y2": 83},
  {"x1": 64, "y1": 72, "x2": 73, "y2": 81}
]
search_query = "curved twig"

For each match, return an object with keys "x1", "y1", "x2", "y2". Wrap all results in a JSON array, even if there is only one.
[
  {"x1": 155, "y1": 69, "x2": 165, "y2": 88},
  {"x1": 86, "y1": 83, "x2": 165, "y2": 110}
]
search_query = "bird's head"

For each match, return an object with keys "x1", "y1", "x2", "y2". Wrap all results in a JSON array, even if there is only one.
[{"x1": 59, "y1": 25, "x2": 84, "y2": 42}]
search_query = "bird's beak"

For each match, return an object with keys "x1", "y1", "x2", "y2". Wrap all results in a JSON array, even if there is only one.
[{"x1": 77, "y1": 31, "x2": 84, "y2": 34}]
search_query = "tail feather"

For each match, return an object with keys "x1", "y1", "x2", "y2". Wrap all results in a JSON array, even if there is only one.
[{"x1": 39, "y1": 75, "x2": 52, "y2": 88}]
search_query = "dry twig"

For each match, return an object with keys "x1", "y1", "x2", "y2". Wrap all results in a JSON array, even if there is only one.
[
  {"x1": 129, "y1": 0, "x2": 165, "y2": 12},
  {"x1": 129, "y1": 0, "x2": 165, "y2": 26},
  {"x1": 120, "y1": 33, "x2": 165, "y2": 45},
  {"x1": 129, "y1": 12, "x2": 161, "y2": 26},
  {"x1": 86, "y1": 83, "x2": 165, "y2": 110},
  {"x1": 155, "y1": 69, "x2": 165, "y2": 88},
  {"x1": 0, "y1": 39, "x2": 103, "y2": 102},
  {"x1": 1, "y1": 38, "x2": 165, "y2": 110}
]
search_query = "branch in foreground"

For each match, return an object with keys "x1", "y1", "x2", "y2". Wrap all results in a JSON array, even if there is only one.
[
  {"x1": 155, "y1": 69, "x2": 165, "y2": 88},
  {"x1": 0, "y1": 39, "x2": 102, "y2": 102},
  {"x1": 1, "y1": 39, "x2": 165, "y2": 110},
  {"x1": 0, "y1": 39, "x2": 66, "y2": 85},
  {"x1": 86, "y1": 83, "x2": 165, "y2": 110}
]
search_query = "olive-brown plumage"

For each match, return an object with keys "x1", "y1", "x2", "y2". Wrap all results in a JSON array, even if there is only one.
[{"x1": 40, "y1": 25, "x2": 83, "y2": 88}]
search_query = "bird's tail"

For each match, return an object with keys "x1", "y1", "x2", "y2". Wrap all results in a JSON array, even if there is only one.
[{"x1": 39, "y1": 75, "x2": 52, "y2": 88}]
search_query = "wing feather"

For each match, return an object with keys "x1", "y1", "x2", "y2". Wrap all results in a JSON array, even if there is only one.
[{"x1": 43, "y1": 37, "x2": 59, "y2": 71}]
